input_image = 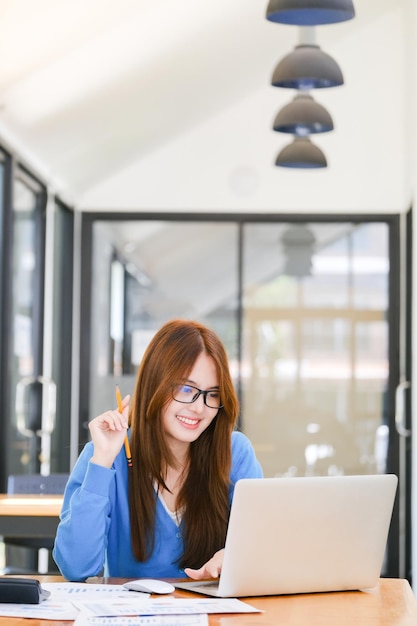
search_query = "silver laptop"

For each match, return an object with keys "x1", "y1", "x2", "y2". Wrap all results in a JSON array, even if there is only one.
[{"x1": 175, "y1": 474, "x2": 397, "y2": 597}]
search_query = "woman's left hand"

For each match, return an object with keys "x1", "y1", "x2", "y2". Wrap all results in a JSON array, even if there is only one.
[{"x1": 184, "y1": 548, "x2": 225, "y2": 580}]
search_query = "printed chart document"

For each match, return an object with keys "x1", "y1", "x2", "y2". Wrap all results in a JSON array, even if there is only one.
[
  {"x1": 74, "y1": 614, "x2": 209, "y2": 626},
  {"x1": 0, "y1": 582, "x2": 148, "y2": 620},
  {"x1": 0, "y1": 600, "x2": 78, "y2": 620},
  {"x1": 43, "y1": 582, "x2": 150, "y2": 600},
  {"x1": 73, "y1": 597, "x2": 261, "y2": 616},
  {"x1": 0, "y1": 582, "x2": 259, "y2": 621}
]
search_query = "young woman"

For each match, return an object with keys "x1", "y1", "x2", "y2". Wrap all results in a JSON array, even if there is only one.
[{"x1": 53, "y1": 319, "x2": 263, "y2": 581}]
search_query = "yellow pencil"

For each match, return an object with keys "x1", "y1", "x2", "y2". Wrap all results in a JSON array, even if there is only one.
[{"x1": 116, "y1": 385, "x2": 132, "y2": 468}]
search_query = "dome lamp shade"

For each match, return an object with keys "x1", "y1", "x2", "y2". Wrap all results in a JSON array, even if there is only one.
[
  {"x1": 266, "y1": 0, "x2": 355, "y2": 26},
  {"x1": 271, "y1": 44, "x2": 344, "y2": 89},
  {"x1": 275, "y1": 137, "x2": 327, "y2": 168},
  {"x1": 273, "y1": 93, "x2": 334, "y2": 135}
]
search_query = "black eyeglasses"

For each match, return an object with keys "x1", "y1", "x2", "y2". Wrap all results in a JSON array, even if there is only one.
[{"x1": 172, "y1": 384, "x2": 223, "y2": 409}]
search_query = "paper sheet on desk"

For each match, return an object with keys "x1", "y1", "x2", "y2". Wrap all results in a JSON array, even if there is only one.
[
  {"x1": 74, "y1": 614, "x2": 209, "y2": 626},
  {"x1": 0, "y1": 582, "x2": 150, "y2": 620},
  {"x1": 73, "y1": 597, "x2": 260, "y2": 616},
  {"x1": 0, "y1": 601, "x2": 79, "y2": 620},
  {"x1": 43, "y1": 581, "x2": 150, "y2": 600}
]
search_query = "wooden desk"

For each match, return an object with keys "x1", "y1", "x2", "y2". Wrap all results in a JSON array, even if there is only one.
[
  {"x1": 0, "y1": 495, "x2": 62, "y2": 538},
  {"x1": 0, "y1": 576, "x2": 416, "y2": 626}
]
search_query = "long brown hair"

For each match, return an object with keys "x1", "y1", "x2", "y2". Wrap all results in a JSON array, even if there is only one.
[{"x1": 128, "y1": 319, "x2": 239, "y2": 568}]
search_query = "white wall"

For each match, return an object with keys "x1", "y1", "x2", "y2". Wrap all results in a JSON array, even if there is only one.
[{"x1": 78, "y1": 3, "x2": 412, "y2": 215}]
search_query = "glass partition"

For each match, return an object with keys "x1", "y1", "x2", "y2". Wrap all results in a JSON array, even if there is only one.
[
  {"x1": 88, "y1": 220, "x2": 239, "y2": 420},
  {"x1": 6, "y1": 174, "x2": 46, "y2": 476},
  {"x1": 87, "y1": 218, "x2": 391, "y2": 479},
  {"x1": 241, "y1": 222, "x2": 389, "y2": 478},
  {"x1": 83, "y1": 213, "x2": 401, "y2": 576}
]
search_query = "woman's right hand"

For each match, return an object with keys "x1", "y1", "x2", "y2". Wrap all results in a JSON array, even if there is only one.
[
  {"x1": 89, "y1": 394, "x2": 130, "y2": 468},
  {"x1": 184, "y1": 548, "x2": 224, "y2": 580}
]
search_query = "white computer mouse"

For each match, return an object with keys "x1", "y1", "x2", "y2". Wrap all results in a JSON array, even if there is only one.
[{"x1": 123, "y1": 579, "x2": 175, "y2": 594}]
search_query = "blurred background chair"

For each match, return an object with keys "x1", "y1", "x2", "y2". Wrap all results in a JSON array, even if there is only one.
[{"x1": 2, "y1": 473, "x2": 68, "y2": 574}]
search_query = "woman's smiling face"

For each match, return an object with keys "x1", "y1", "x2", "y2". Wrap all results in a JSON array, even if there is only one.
[{"x1": 162, "y1": 351, "x2": 220, "y2": 451}]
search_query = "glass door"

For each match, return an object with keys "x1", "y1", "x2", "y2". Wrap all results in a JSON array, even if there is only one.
[
  {"x1": 82, "y1": 219, "x2": 240, "y2": 427},
  {"x1": 241, "y1": 220, "x2": 401, "y2": 576},
  {"x1": 241, "y1": 222, "x2": 391, "y2": 477},
  {"x1": 0, "y1": 161, "x2": 74, "y2": 572},
  {"x1": 0, "y1": 168, "x2": 47, "y2": 571},
  {"x1": 80, "y1": 213, "x2": 405, "y2": 578},
  {"x1": 5, "y1": 172, "x2": 47, "y2": 476}
]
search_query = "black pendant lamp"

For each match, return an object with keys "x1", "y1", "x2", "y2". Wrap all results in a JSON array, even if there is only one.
[
  {"x1": 275, "y1": 137, "x2": 327, "y2": 168},
  {"x1": 271, "y1": 44, "x2": 343, "y2": 89},
  {"x1": 266, "y1": 0, "x2": 355, "y2": 25},
  {"x1": 273, "y1": 93, "x2": 334, "y2": 135}
]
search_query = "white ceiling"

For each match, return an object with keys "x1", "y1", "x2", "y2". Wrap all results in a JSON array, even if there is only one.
[{"x1": 0, "y1": 0, "x2": 414, "y2": 213}]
